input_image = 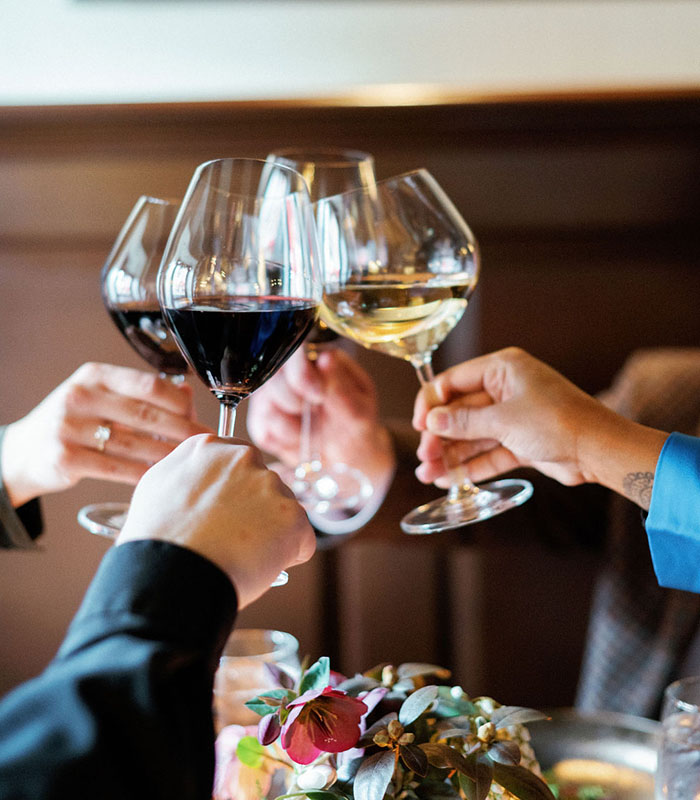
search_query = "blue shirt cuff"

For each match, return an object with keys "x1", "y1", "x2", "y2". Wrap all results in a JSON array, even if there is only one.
[{"x1": 646, "y1": 432, "x2": 700, "y2": 593}]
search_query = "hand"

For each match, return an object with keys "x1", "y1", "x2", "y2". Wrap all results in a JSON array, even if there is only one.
[
  {"x1": 117, "y1": 434, "x2": 316, "y2": 608},
  {"x1": 412, "y1": 347, "x2": 667, "y2": 503},
  {"x1": 1, "y1": 362, "x2": 212, "y2": 507},
  {"x1": 247, "y1": 347, "x2": 395, "y2": 492}
]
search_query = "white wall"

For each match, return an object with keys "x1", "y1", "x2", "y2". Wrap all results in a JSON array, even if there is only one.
[{"x1": 2, "y1": 0, "x2": 700, "y2": 106}]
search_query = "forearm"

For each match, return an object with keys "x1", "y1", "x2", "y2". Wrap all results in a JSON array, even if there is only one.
[
  {"x1": 0, "y1": 540, "x2": 237, "y2": 799},
  {"x1": 577, "y1": 404, "x2": 667, "y2": 509}
]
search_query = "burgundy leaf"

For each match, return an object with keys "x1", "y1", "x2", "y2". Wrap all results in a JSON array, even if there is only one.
[
  {"x1": 419, "y1": 743, "x2": 472, "y2": 776},
  {"x1": 492, "y1": 763, "x2": 557, "y2": 800},
  {"x1": 466, "y1": 752, "x2": 494, "y2": 800},
  {"x1": 400, "y1": 743, "x2": 429, "y2": 777},
  {"x1": 487, "y1": 740, "x2": 521, "y2": 766}
]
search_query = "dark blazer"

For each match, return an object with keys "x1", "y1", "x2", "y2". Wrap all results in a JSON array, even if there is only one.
[{"x1": 0, "y1": 540, "x2": 238, "y2": 799}]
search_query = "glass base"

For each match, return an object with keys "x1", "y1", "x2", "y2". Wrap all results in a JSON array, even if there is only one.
[
  {"x1": 77, "y1": 501, "x2": 289, "y2": 586},
  {"x1": 271, "y1": 461, "x2": 373, "y2": 516},
  {"x1": 77, "y1": 502, "x2": 129, "y2": 539},
  {"x1": 400, "y1": 478, "x2": 534, "y2": 535}
]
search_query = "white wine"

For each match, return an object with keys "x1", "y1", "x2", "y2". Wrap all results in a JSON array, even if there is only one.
[{"x1": 320, "y1": 273, "x2": 475, "y2": 362}]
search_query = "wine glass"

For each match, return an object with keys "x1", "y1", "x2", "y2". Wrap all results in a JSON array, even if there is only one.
[
  {"x1": 656, "y1": 676, "x2": 700, "y2": 800},
  {"x1": 157, "y1": 157, "x2": 321, "y2": 587},
  {"x1": 316, "y1": 168, "x2": 533, "y2": 534},
  {"x1": 77, "y1": 195, "x2": 187, "y2": 539},
  {"x1": 264, "y1": 148, "x2": 375, "y2": 519}
]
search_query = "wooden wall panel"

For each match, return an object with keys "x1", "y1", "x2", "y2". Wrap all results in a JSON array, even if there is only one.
[{"x1": 2, "y1": 90, "x2": 700, "y2": 706}]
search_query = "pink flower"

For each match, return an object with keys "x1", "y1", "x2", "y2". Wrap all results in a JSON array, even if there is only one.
[{"x1": 280, "y1": 686, "x2": 368, "y2": 765}]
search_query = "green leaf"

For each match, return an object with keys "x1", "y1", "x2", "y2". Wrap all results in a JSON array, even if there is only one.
[
  {"x1": 397, "y1": 663, "x2": 452, "y2": 681},
  {"x1": 491, "y1": 706, "x2": 549, "y2": 729},
  {"x1": 487, "y1": 740, "x2": 521, "y2": 766},
  {"x1": 298, "y1": 656, "x2": 331, "y2": 695},
  {"x1": 466, "y1": 752, "x2": 494, "y2": 800},
  {"x1": 244, "y1": 688, "x2": 294, "y2": 717},
  {"x1": 399, "y1": 685, "x2": 439, "y2": 726},
  {"x1": 336, "y1": 675, "x2": 381, "y2": 695},
  {"x1": 235, "y1": 735, "x2": 265, "y2": 768},
  {"x1": 492, "y1": 763, "x2": 558, "y2": 800},
  {"x1": 353, "y1": 749, "x2": 396, "y2": 800},
  {"x1": 435, "y1": 687, "x2": 478, "y2": 718},
  {"x1": 436, "y1": 727, "x2": 471, "y2": 740},
  {"x1": 419, "y1": 743, "x2": 472, "y2": 776},
  {"x1": 460, "y1": 772, "x2": 478, "y2": 800},
  {"x1": 400, "y1": 743, "x2": 429, "y2": 777}
]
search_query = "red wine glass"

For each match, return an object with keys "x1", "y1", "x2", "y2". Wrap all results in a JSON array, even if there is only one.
[
  {"x1": 157, "y1": 158, "x2": 321, "y2": 587},
  {"x1": 78, "y1": 195, "x2": 187, "y2": 539}
]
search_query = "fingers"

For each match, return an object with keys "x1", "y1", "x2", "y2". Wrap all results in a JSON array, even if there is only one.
[
  {"x1": 72, "y1": 362, "x2": 196, "y2": 417},
  {"x1": 316, "y1": 349, "x2": 377, "y2": 421},
  {"x1": 64, "y1": 381, "x2": 209, "y2": 443}
]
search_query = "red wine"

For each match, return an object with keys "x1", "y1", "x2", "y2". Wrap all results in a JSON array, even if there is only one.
[
  {"x1": 107, "y1": 305, "x2": 189, "y2": 375},
  {"x1": 162, "y1": 296, "x2": 317, "y2": 401}
]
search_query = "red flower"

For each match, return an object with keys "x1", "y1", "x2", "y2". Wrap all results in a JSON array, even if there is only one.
[{"x1": 280, "y1": 686, "x2": 368, "y2": 765}]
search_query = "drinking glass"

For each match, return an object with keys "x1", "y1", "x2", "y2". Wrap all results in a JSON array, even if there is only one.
[
  {"x1": 316, "y1": 168, "x2": 533, "y2": 534},
  {"x1": 264, "y1": 148, "x2": 375, "y2": 518},
  {"x1": 656, "y1": 676, "x2": 700, "y2": 800},
  {"x1": 77, "y1": 195, "x2": 187, "y2": 539},
  {"x1": 157, "y1": 157, "x2": 321, "y2": 586},
  {"x1": 213, "y1": 628, "x2": 300, "y2": 729}
]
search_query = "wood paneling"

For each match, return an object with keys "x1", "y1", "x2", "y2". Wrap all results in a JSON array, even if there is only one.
[{"x1": 2, "y1": 90, "x2": 699, "y2": 706}]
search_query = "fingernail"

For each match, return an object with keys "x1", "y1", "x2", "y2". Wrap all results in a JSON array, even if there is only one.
[{"x1": 430, "y1": 410, "x2": 450, "y2": 432}]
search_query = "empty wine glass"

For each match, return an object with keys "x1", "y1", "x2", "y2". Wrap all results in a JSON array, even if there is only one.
[
  {"x1": 316, "y1": 168, "x2": 533, "y2": 534},
  {"x1": 157, "y1": 157, "x2": 321, "y2": 586},
  {"x1": 78, "y1": 195, "x2": 187, "y2": 539},
  {"x1": 264, "y1": 148, "x2": 375, "y2": 518}
]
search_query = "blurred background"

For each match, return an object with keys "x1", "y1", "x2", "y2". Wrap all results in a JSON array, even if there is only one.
[{"x1": 2, "y1": 0, "x2": 700, "y2": 711}]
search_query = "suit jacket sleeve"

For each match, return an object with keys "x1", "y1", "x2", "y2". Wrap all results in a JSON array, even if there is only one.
[{"x1": 0, "y1": 539, "x2": 238, "y2": 800}]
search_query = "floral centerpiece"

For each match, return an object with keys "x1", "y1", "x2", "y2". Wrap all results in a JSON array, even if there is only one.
[{"x1": 214, "y1": 657, "x2": 556, "y2": 800}]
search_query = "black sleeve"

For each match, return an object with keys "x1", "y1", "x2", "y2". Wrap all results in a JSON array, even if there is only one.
[
  {"x1": 0, "y1": 425, "x2": 43, "y2": 548},
  {"x1": 0, "y1": 539, "x2": 238, "y2": 800}
]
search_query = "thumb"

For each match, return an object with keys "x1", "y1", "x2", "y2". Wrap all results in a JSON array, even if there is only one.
[{"x1": 425, "y1": 399, "x2": 501, "y2": 442}]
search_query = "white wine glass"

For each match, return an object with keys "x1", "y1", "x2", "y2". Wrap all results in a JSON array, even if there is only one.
[
  {"x1": 316, "y1": 168, "x2": 533, "y2": 534},
  {"x1": 264, "y1": 148, "x2": 375, "y2": 519},
  {"x1": 157, "y1": 157, "x2": 321, "y2": 586},
  {"x1": 78, "y1": 195, "x2": 187, "y2": 539}
]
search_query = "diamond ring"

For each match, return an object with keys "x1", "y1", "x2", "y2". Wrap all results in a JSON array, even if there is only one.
[{"x1": 93, "y1": 423, "x2": 112, "y2": 453}]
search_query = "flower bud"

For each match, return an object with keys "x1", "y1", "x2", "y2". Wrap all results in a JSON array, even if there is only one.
[
  {"x1": 374, "y1": 731, "x2": 391, "y2": 746},
  {"x1": 296, "y1": 764, "x2": 337, "y2": 791},
  {"x1": 388, "y1": 719, "x2": 404, "y2": 740},
  {"x1": 398, "y1": 732, "x2": 415, "y2": 745},
  {"x1": 477, "y1": 722, "x2": 496, "y2": 742},
  {"x1": 382, "y1": 665, "x2": 398, "y2": 686}
]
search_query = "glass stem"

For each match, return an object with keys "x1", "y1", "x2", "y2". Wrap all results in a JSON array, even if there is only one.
[
  {"x1": 218, "y1": 398, "x2": 240, "y2": 439},
  {"x1": 299, "y1": 346, "x2": 322, "y2": 472},
  {"x1": 411, "y1": 356, "x2": 480, "y2": 501}
]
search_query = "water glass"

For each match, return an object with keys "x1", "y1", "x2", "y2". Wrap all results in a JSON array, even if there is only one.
[
  {"x1": 656, "y1": 675, "x2": 700, "y2": 800},
  {"x1": 213, "y1": 629, "x2": 300, "y2": 729}
]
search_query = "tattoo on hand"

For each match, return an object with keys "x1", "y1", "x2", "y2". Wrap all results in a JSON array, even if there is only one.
[{"x1": 622, "y1": 471, "x2": 654, "y2": 509}]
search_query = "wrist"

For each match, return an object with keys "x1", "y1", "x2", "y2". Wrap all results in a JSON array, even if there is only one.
[
  {"x1": 577, "y1": 402, "x2": 666, "y2": 503},
  {"x1": 1, "y1": 421, "x2": 39, "y2": 508}
]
